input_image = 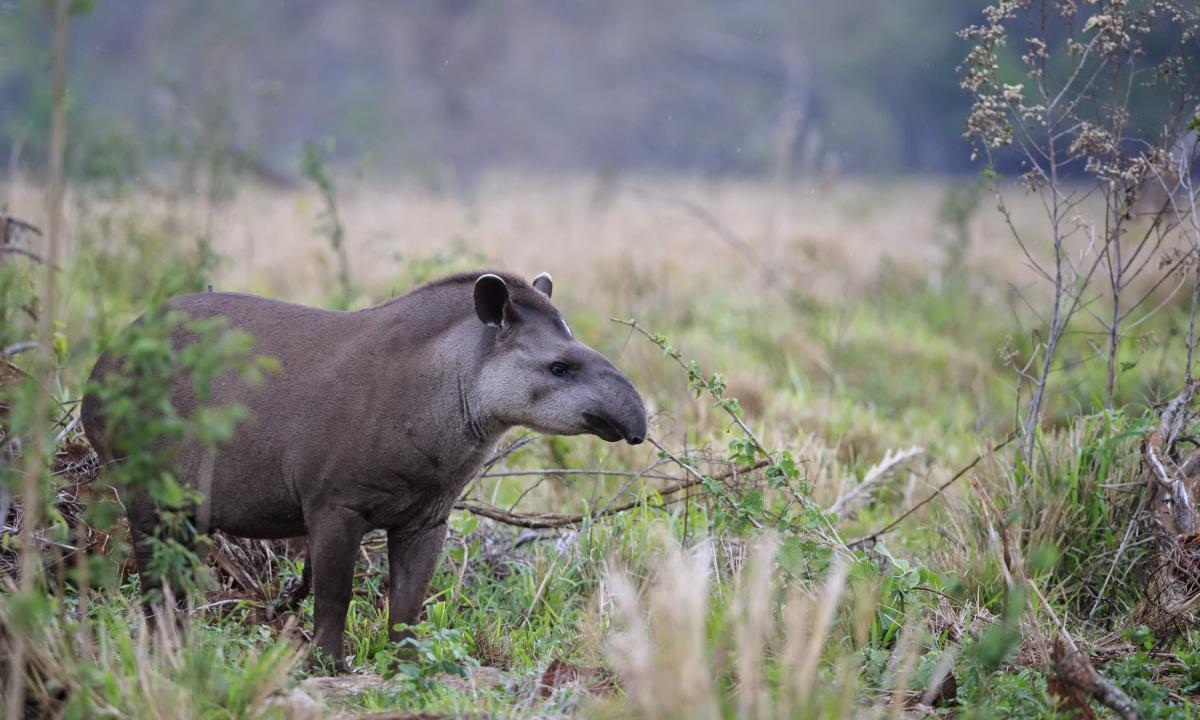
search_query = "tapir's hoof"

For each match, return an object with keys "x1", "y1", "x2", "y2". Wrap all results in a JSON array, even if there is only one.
[{"x1": 308, "y1": 646, "x2": 351, "y2": 675}]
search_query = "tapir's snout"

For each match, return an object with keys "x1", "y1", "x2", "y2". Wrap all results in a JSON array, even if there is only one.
[{"x1": 584, "y1": 370, "x2": 647, "y2": 445}]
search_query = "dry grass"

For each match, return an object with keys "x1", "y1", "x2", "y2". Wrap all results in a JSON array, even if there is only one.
[
  {"x1": 6, "y1": 175, "x2": 1043, "y2": 306},
  {"x1": 600, "y1": 532, "x2": 912, "y2": 720}
]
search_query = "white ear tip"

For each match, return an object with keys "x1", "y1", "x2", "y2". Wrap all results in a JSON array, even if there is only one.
[
  {"x1": 472, "y1": 272, "x2": 506, "y2": 286},
  {"x1": 533, "y1": 272, "x2": 552, "y2": 283}
]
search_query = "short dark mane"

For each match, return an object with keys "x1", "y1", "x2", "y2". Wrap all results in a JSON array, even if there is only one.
[{"x1": 402, "y1": 270, "x2": 558, "y2": 313}]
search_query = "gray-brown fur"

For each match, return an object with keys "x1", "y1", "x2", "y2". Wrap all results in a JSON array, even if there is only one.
[{"x1": 81, "y1": 271, "x2": 646, "y2": 672}]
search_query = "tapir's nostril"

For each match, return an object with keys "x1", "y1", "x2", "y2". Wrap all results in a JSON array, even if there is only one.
[{"x1": 627, "y1": 434, "x2": 645, "y2": 446}]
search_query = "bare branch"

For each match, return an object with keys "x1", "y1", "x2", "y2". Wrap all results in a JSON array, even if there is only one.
[{"x1": 454, "y1": 458, "x2": 769, "y2": 529}]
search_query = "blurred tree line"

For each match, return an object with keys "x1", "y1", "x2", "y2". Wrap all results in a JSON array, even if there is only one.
[{"x1": 0, "y1": 0, "x2": 1188, "y2": 183}]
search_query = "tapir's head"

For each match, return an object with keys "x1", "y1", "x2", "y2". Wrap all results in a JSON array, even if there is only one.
[{"x1": 470, "y1": 272, "x2": 647, "y2": 445}]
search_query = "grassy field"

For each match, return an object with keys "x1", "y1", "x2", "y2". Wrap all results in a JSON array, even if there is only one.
[{"x1": 3, "y1": 172, "x2": 1200, "y2": 718}]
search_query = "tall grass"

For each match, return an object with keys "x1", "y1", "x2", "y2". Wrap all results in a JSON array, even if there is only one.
[
  {"x1": 1, "y1": 586, "x2": 306, "y2": 718},
  {"x1": 601, "y1": 533, "x2": 914, "y2": 720}
]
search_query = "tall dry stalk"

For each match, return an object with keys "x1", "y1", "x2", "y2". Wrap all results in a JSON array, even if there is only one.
[
  {"x1": 606, "y1": 535, "x2": 719, "y2": 720},
  {"x1": 732, "y1": 535, "x2": 780, "y2": 720},
  {"x1": 5, "y1": 0, "x2": 68, "y2": 714}
]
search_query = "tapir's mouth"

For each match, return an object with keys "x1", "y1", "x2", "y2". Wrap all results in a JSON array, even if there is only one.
[{"x1": 583, "y1": 412, "x2": 630, "y2": 443}]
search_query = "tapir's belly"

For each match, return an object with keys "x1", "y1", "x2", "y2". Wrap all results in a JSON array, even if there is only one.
[
  {"x1": 199, "y1": 445, "x2": 308, "y2": 540},
  {"x1": 193, "y1": 440, "x2": 482, "y2": 540}
]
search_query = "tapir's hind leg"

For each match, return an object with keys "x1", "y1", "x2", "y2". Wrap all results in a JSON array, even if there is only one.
[
  {"x1": 386, "y1": 522, "x2": 447, "y2": 643},
  {"x1": 127, "y1": 492, "x2": 193, "y2": 618},
  {"x1": 127, "y1": 496, "x2": 176, "y2": 614}
]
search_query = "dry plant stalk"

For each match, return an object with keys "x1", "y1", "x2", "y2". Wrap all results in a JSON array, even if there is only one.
[
  {"x1": 828, "y1": 446, "x2": 924, "y2": 517},
  {"x1": 606, "y1": 534, "x2": 720, "y2": 720},
  {"x1": 5, "y1": 1, "x2": 69, "y2": 715},
  {"x1": 732, "y1": 534, "x2": 780, "y2": 720},
  {"x1": 1145, "y1": 381, "x2": 1200, "y2": 537},
  {"x1": 1135, "y1": 380, "x2": 1200, "y2": 635},
  {"x1": 962, "y1": 1, "x2": 1200, "y2": 463}
]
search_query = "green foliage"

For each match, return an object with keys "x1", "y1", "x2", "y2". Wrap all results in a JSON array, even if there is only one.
[
  {"x1": 641, "y1": 323, "x2": 830, "y2": 543},
  {"x1": 1104, "y1": 628, "x2": 1199, "y2": 720},
  {"x1": 383, "y1": 619, "x2": 478, "y2": 691}
]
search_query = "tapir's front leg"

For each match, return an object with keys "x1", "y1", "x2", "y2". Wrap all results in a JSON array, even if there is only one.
[
  {"x1": 309, "y1": 509, "x2": 368, "y2": 673},
  {"x1": 387, "y1": 522, "x2": 448, "y2": 643}
]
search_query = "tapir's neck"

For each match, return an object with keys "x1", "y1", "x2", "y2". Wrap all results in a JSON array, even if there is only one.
[
  {"x1": 358, "y1": 289, "x2": 513, "y2": 482},
  {"x1": 454, "y1": 363, "x2": 507, "y2": 444},
  {"x1": 403, "y1": 313, "x2": 511, "y2": 467}
]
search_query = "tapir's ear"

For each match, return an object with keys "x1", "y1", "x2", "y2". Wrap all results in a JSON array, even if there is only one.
[
  {"x1": 531, "y1": 272, "x2": 553, "y2": 298},
  {"x1": 474, "y1": 274, "x2": 516, "y2": 328}
]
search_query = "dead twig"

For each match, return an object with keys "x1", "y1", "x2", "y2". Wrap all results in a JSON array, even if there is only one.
[
  {"x1": 1, "y1": 216, "x2": 42, "y2": 243},
  {"x1": 482, "y1": 468, "x2": 679, "y2": 482},
  {"x1": 2, "y1": 342, "x2": 38, "y2": 359},
  {"x1": 0, "y1": 246, "x2": 53, "y2": 266}
]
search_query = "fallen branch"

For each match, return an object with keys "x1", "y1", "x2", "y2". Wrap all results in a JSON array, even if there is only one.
[
  {"x1": 482, "y1": 468, "x2": 679, "y2": 482},
  {"x1": 1135, "y1": 381, "x2": 1200, "y2": 635},
  {"x1": 1050, "y1": 636, "x2": 1141, "y2": 720},
  {"x1": 848, "y1": 433, "x2": 1015, "y2": 549},
  {"x1": 454, "y1": 459, "x2": 769, "y2": 529},
  {"x1": 1144, "y1": 381, "x2": 1200, "y2": 536}
]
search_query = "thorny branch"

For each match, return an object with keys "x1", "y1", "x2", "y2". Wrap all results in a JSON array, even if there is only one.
[{"x1": 611, "y1": 317, "x2": 768, "y2": 455}]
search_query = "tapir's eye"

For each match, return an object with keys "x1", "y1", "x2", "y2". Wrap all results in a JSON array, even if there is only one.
[{"x1": 550, "y1": 361, "x2": 569, "y2": 377}]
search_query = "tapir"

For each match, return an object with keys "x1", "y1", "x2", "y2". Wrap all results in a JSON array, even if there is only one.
[{"x1": 81, "y1": 271, "x2": 648, "y2": 671}]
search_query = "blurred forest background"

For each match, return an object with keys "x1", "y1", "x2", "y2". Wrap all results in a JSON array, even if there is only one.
[{"x1": 0, "y1": 0, "x2": 1058, "y2": 182}]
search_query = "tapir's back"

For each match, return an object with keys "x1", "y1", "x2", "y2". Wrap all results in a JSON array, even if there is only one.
[{"x1": 84, "y1": 292, "x2": 346, "y2": 450}]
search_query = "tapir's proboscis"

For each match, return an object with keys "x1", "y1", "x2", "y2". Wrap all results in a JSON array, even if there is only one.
[{"x1": 81, "y1": 271, "x2": 648, "y2": 672}]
